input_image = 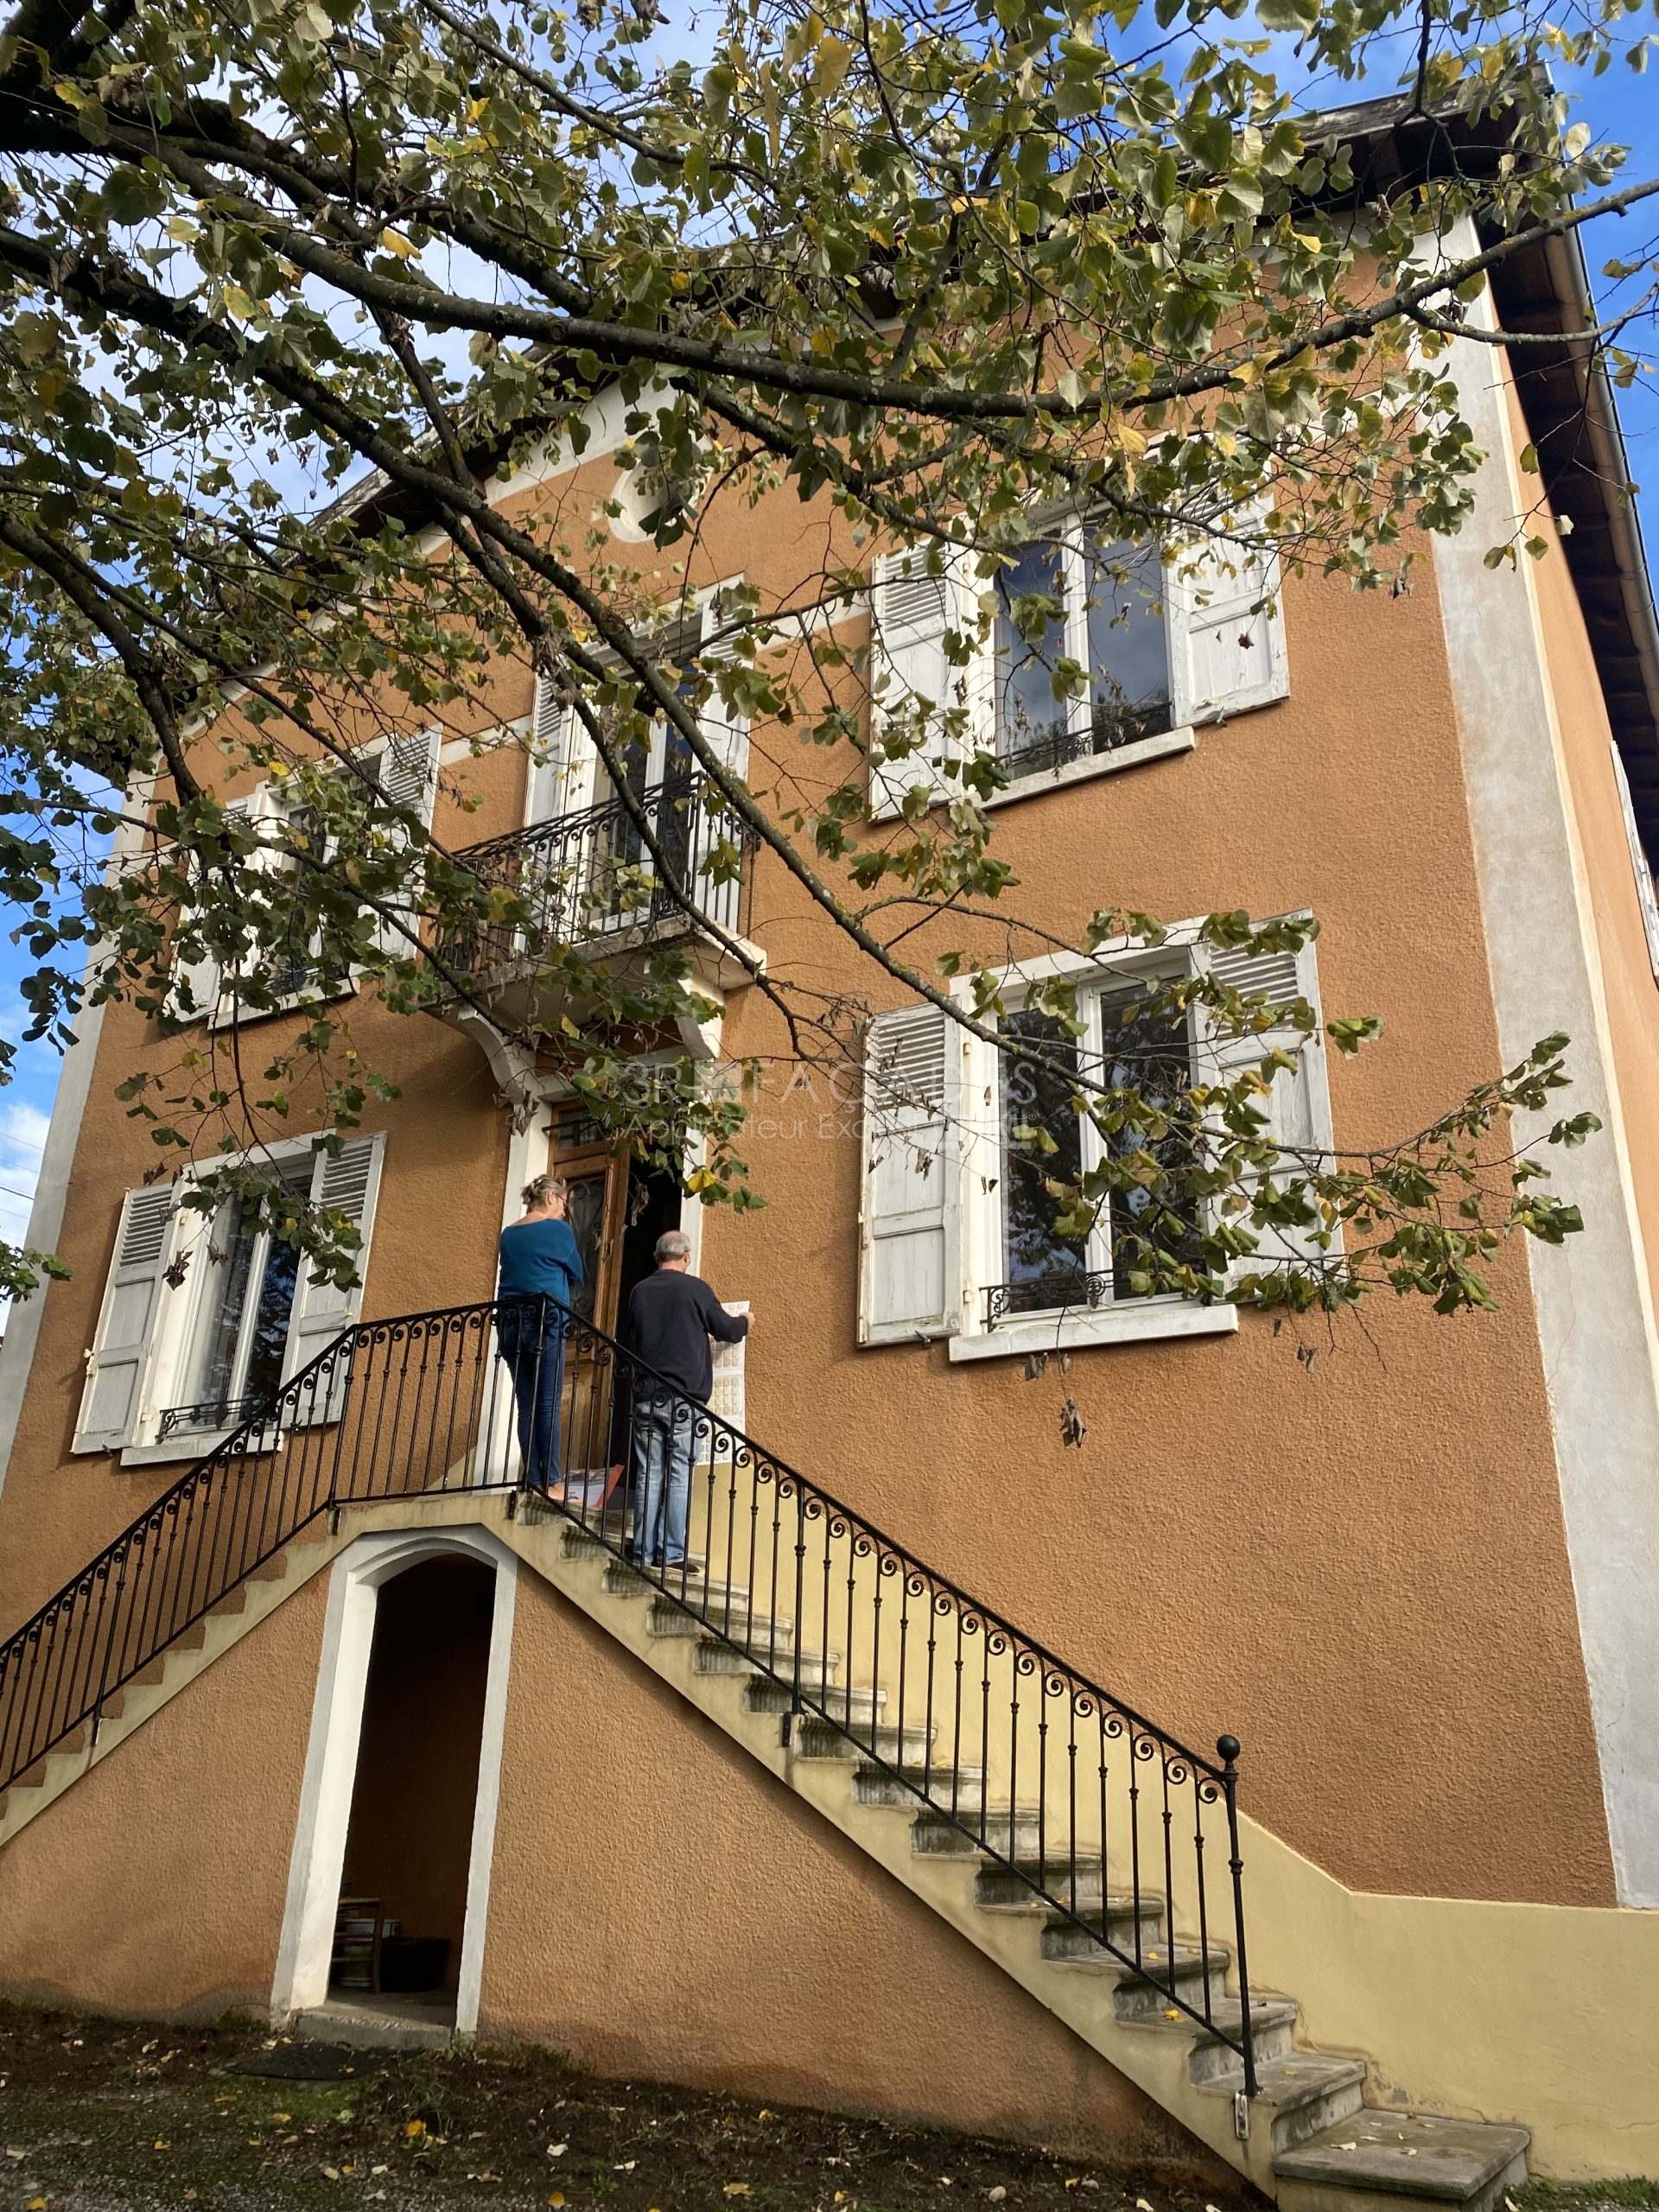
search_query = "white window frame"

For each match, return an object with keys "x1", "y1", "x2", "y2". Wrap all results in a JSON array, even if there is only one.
[
  {"x1": 868, "y1": 508, "x2": 1287, "y2": 820},
  {"x1": 948, "y1": 930, "x2": 1241, "y2": 1363},
  {"x1": 88, "y1": 1128, "x2": 387, "y2": 1466}
]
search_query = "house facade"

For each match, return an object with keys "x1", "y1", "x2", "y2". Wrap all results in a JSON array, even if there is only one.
[{"x1": 1, "y1": 131, "x2": 1658, "y2": 2199}]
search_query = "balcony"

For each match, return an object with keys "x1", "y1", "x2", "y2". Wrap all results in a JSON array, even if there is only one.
[{"x1": 433, "y1": 783, "x2": 760, "y2": 1027}]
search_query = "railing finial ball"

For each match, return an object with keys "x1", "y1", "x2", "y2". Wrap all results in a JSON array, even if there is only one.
[{"x1": 1217, "y1": 1732, "x2": 1241, "y2": 1768}]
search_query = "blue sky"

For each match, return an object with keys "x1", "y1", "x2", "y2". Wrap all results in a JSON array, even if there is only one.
[{"x1": 0, "y1": 41, "x2": 1654, "y2": 1254}]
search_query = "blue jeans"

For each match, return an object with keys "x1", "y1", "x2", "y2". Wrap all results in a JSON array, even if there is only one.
[
  {"x1": 497, "y1": 1305, "x2": 565, "y2": 1490},
  {"x1": 630, "y1": 1389, "x2": 699, "y2": 1566}
]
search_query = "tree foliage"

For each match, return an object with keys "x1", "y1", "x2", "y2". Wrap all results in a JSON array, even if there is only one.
[{"x1": 0, "y1": 0, "x2": 1649, "y2": 1312}]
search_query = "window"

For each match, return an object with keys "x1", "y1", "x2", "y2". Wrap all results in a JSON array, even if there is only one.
[
  {"x1": 73, "y1": 1130, "x2": 386, "y2": 1459},
  {"x1": 995, "y1": 989, "x2": 1201, "y2": 1322},
  {"x1": 1611, "y1": 740, "x2": 1659, "y2": 983},
  {"x1": 868, "y1": 511, "x2": 1287, "y2": 818},
  {"x1": 168, "y1": 731, "x2": 440, "y2": 1027},
  {"x1": 856, "y1": 918, "x2": 1336, "y2": 1361},
  {"x1": 166, "y1": 1159, "x2": 315, "y2": 1438},
  {"x1": 993, "y1": 532, "x2": 1171, "y2": 780}
]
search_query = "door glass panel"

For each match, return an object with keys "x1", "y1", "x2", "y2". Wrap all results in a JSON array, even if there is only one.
[
  {"x1": 562, "y1": 1175, "x2": 607, "y2": 1324},
  {"x1": 243, "y1": 1239, "x2": 302, "y2": 1402},
  {"x1": 1097, "y1": 988, "x2": 1200, "y2": 1297},
  {"x1": 185, "y1": 1198, "x2": 259, "y2": 1408}
]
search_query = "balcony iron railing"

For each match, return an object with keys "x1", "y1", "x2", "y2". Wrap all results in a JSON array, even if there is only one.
[
  {"x1": 436, "y1": 782, "x2": 757, "y2": 981},
  {"x1": 0, "y1": 1292, "x2": 1256, "y2": 2093}
]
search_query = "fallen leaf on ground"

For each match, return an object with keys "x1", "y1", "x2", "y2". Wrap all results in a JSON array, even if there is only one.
[
  {"x1": 547, "y1": 2144, "x2": 569, "y2": 2158},
  {"x1": 549, "y1": 2192, "x2": 566, "y2": 2207},
  {"x1": 988, "y1": 2190, "x2": 1007, "y2": 2202},
  {"x1": 724, "y1": 2184, "x2": 752, "y2": 2197},
  {"x1": 405, "y1": 2120, "x2": 428, "y2": 2139}
]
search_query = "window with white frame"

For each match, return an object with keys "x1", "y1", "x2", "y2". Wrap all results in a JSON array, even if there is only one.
[
  {"x1": 73, "y1": 1130, "x2": 386, "y2": 1457},
  {"x1": 857, "y1": 921, "x2": 1335, "y2": 1357},
  {"x1": 168, "y1": 729, "x2": 440, "y2": 1027},
  {"x1": 993, "y1": 531, "x2": 1172, "y2": 779},
  {"x1": 868, "y1": 510, "x2": 1288, "y2": 817},
  {"x1": 995, "y1": 988, "x2": 1203, "y2": 1323},
  {"x1": 1610, "y1": 739, "x2": 1659, "y2": 983}
]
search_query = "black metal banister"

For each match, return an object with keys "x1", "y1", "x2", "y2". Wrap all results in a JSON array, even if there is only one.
[{"x1": 0, "y1": 1290, "x2": 1255, "y2": 2094}]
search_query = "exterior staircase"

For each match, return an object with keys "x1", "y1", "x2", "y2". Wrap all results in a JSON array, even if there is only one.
[{"x1": 0, "y1": 1296, "x2": 1532, "y2": 2212}]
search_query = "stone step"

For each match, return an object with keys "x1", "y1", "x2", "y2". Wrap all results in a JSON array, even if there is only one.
[
  {"x1": 912, "y1": 1807, "x2": 1046, "y2": 1859},
  {"x1": 1197, "y1": 2051, "x2": 1367, "y2": 2154},
  {"x1": 975, "y1": 1859, "x2": 1150, "y2": 1916},
  {"x1": 855, "y1": 1762, "x2": 985, "y2": 1812},
  {"x1": 1137, "y1": 1993, "x2": 1300, "y2": 2082},
  {"x1": 694, "y1": 1639, "x2": 841, "y2": 1688},
  {"x1": 1274, "y1": 2112, "x2": 1530, "y2": 2212},
  {"x1": 795, "y1": 1717, "x2": 935, "y2": 1764},
  {"x1": 1039, "y1": 1923, "x2": 1231, "y2": 2013},
  {"x1": 648, "y1": 1599, "x2": 794, "y2": 1648},
  {"x1": 746, "y1": 1678, "x2": 879, "y2": 1724},
  {"x1": 601, "y1": 1559, "x2": 714, "y2": 1598}
]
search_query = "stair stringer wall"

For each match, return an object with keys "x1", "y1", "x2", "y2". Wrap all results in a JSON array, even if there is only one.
[
  {"x1": 479, "y1": 1561, "x2": 1230, "y2": 2182},
  {"x1": 0, "y1": 1568, "x2": 331, "y2": 2019}
]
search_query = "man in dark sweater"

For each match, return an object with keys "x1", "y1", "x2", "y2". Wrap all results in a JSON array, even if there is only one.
[{"x1": 626, "y1": 1230, "x2": 750, "y2": 1571}]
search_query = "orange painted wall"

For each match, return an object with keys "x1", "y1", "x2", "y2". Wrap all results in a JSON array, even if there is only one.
[
  {"x1": 0, "y1": 1574, "x2": 327, "y2": 2018},
  {"x1": 0, "y1": 423, "x2": 1618, "y2": 1923},
  {"x1": 483, "y1": 1571, "x2": 1231, "y2": 2182}
]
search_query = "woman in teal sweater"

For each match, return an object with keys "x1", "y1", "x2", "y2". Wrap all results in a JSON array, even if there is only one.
[{"x1": 495, "y1": 1174, "x2": 584, "y2": 1491}]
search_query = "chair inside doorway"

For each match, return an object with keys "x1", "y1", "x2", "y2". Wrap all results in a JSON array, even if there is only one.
[{"x1": 329, "y1": 1555, "x2": 496, "y2": 2030}]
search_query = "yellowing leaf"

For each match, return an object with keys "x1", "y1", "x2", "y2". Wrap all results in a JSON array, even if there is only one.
[
  {"x1": 380, "y1": 229, "x2": 417, "y2": 259},
  {"x1": 405, "y1": 2121, "x2": 427, "y2": 2139},
  {"x1": 724, "y1": 2186, "x2": 752, "y2": 2198}
]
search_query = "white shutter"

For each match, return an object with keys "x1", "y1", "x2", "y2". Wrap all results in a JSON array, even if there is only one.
[
  {"x1": 73, "y1": 1184, "x2": 180, "y2": 1452},
  {"x1": 282, "y1": 1132, "x2": 386, "y2": 1425},
  {"x1": 380, "y1": 727, "x2": 441, "y2": 827},
  {"x1": 1166, "y1": 506, "x2": 1288, "y2": 726},
  {"x1": 368, "y1": 730, "x2": 440, "y2": 958},
  {"x1": 1202, "y1": 931, "x2": 1338, "y2": 1274},
  {"x1": 166, "y1": 794, "x2": 258, "y2": 1026},
  {"x1": 858, "y1": 1003, "x2": 959, "y2": 1343},
  {"x1": 869, "y1": 549, "x2": 984, "y2": 819},
  {"x1": 527, "y1": 676, "x2": 600, "y2": 823}
]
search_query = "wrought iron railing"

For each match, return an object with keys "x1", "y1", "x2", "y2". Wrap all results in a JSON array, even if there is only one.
[
  {"x1": 436, "y1": 782, "x2": 757, "y2": 978},
  {"x1": 0, "y1": 1292, "x2": 1255, "y2": 2092},
  {"x1": 158, "y1": 1395, "x2": 276, "y2": 1441}
]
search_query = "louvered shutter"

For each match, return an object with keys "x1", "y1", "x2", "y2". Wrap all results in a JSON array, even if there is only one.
[
  {"x1": 369, "y1": 730, "x2": 440, "y2": 958},
  {"x1": 858, "y1": 1003, "x2": 959, "y2": 1343},
  {"x1": 282, "y1": 1132, "x2": 386, "y2": 1425},
  {"x1": 1166, "y1": 506, "x2": 1288, "y2": 726},
  {"x1": 869, "y1": 550, "x2": 982, "y2": 819},
  {"x1": 165, "y1": 794, "x2": 257, "y2": 1026},
  {"x1": 1201, "y1": 932, "x2": 1338, "y2": 1274},
  {"x1": 73, "y1": 1185, "x2": 180, "y2": 1452},
  {"x1": 527, "y1": 676, "x2": 600, "y2": 824}
]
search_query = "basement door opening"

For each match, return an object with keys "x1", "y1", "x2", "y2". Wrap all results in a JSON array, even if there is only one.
[
  {"x1": 272, "y1": 1529, "x2": 517, "y2": 2042},
  {"x1": 329, "y1": 1554, "x2": 496, "y2": 2034}
]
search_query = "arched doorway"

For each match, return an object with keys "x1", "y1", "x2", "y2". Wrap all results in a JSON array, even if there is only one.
[
  {"x1": 331, "y1": 1556, "x2": 496, "y2": 2024},
  {"x1": 272, "y1": 1528, "x2": 518, "y2": 2037}
]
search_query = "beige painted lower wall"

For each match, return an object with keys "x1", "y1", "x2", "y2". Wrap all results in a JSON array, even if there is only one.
[
  {"x1": 0, "y1": 1575, "x2": 329, "y2": 2018},
  {"x1": 1241, "y1": 1816, "x2": 1659, "y2": 2178},
  {"x1": 482, "y1": 1574, "x2": 1230, "y2": 2180}
]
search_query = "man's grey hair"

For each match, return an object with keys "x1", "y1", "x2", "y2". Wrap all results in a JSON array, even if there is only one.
[{"x1": 654, "y1": 1230, "x2": 692, "y2": 1265}]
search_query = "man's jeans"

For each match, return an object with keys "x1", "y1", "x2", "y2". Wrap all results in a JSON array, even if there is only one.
[
  {"x1": 496, "y1": 1301, "x2": 565, "y2": 1491},
  {"x1": 631, "y1": 1389, "x2": 699, "y2": 1567}
]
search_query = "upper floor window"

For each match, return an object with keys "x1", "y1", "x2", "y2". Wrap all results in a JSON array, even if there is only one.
[
  {"x1": 869, "y1": 506, "x2": 1288, "y2": 817},
  {"x1": 993, "y1": 533, "x2": 1171, "y2": 781}
]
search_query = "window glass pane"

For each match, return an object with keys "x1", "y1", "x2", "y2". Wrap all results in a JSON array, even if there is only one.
[
  {"x1": 1084, "y1": 536, "x2": 1171, "y2": 748},
  {"x1": 184, "y1": 1199, "x2": 259, "y2": 1411},
  {"x1": 1000, "y1": 1010, "x2": 1090, "y2": 1312},
  {"x1": 1097, "y1": 988, "x2": 1200, "y2": 1297},
  {"x1": 241, "y1": 1238, "x2": 302, "y2": 1404},
  {"x1": 994, "y1": 543, "x2": 1071, "y2": 774}
]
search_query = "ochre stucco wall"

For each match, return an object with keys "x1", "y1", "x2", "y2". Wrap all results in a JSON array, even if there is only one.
[
  {"x1": 0, "y1": 426, "x2": 1618, "y2": 1922},
  {"x1": 0, "y1": 1573, "x2": 327, "y2": 2018},
  {"x1": 483, "y1": 1572, "x2": 1231, "y2": 2181}
]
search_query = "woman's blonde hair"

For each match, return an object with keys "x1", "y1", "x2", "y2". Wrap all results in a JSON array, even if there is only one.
[{"x1": 521, "y1": 1173, "x2": 569, "y2": 1212}]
